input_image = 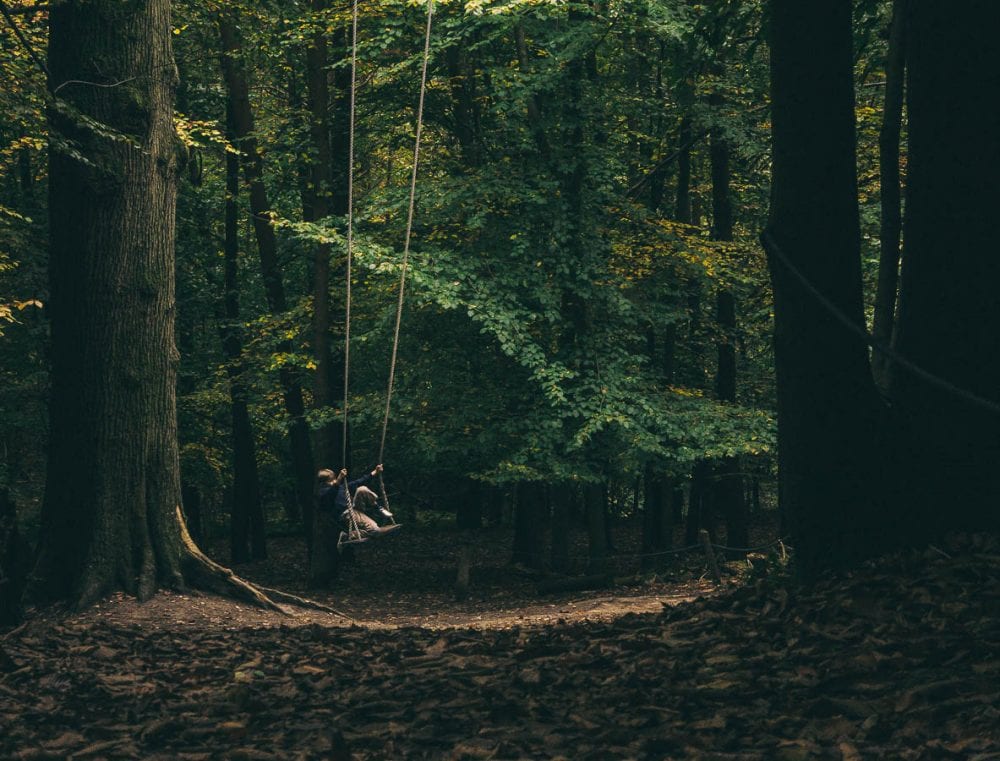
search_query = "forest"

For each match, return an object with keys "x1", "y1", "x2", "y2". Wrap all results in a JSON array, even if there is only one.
[{"x1": 1, "y1": 0, "x2": 999, "y2": 758}]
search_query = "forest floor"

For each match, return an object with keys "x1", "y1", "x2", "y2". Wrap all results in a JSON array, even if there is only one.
[{"x1": 1, "y1": 518, "x2": 998, "y2": 760}]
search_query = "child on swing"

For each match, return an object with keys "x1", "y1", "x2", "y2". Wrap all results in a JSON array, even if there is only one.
[{"x1": 316, "y1": 464, "x2": 398, "y2": 539}]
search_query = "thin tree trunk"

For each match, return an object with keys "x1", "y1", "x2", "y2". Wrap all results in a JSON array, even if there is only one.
[
  {"x1": 514, "y1": 24, "x2": 550, "y2": 161},
  {"x1": 0, "y1": 486, "x2": 23, "y2": 625},
  {"x1": 218, "y1": 14, "x2": 315, "y2": 535},
  {"x1": 684, "y1": 461, "x2": 712, "y2": 546},
  {"x1": 304, "y1": 0, "x2": 339, "y2": 471},
  {"x1": 446, "y1": 43, "x2": 480, "y2": 166},
  {"x1": 675, "y1": 113, "x2": 693, "y2": 224},
  {"x1": 871, "y1": 0, "x2": 906, "y2": 389},
  {"x1": 222, "y1": 138, "x2": 266, "y2": 563},
  {"x1": 550, "y1": 484, "x2": 570, "y2": 573},
  {"x1": 585, "y1": 483, "x2": 607, "y2": 575},
  {"x1": 641, "y1": 321, "x2": 676, "y2": 567},
  {"x1": 709, "y1": 88, "x2": 748, "y2": 557},
  {"x1": 647, "y1": 40, "x2": 668, "y2": 212},
  {"x1": 511, "y1": 484, "x2": 543, "y2": 570},
  {"x1": 641, "y1": 465, "x2": 665, "y2": 573},
  {"x1": 456, "y1": 480, "x2": 483, "y2": 530},
  {"x1": 671, "y1": 484, "x2": 684, "y2": 524}
]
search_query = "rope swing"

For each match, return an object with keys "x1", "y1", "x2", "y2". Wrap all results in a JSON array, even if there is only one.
[
  {"x1": 338, "y1": 0, "x2": 434, "y2": 545},
  {"x1": 342, "y1": 0, "x2": 359, "y2": 471},
  {"x1": 379, "y1": 0, "x2": 435, "y2": 465}
]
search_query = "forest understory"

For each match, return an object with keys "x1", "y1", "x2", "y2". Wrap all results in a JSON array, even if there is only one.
[{"x1": 1, "y1": 522, "x2": 997, "y2": 760}]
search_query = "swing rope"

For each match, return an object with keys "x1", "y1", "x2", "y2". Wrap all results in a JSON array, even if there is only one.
[
  {"x1": 342, "y1": 0, "x2": 359, "y2": 470},
  {"x1": 378, "y1": 0, "x2": 435, "y2": 466},
  {"x1": 340, "y1": 0, "x2": 433, "y2": 533}
]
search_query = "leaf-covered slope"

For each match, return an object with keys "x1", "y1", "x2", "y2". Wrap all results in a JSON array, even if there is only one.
[{"x1": 2, "y1": 534, "x2": 997, "y2": 759}]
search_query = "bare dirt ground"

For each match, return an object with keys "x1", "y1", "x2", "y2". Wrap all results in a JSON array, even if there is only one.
[{"x1": 2, "y1": 521, "x2": 998, "y2": 760}]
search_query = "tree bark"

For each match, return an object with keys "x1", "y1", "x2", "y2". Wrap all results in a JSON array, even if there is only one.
[
  {"x1": 445, "y1": 43, "x2": 480, "y2": 166},
  {"x1": 871, "y1": 0, "x2": 907, "y2": 389},
  {"x1": 222, "y1": 137, "x2": 266, "y2": 563},
  {"x1": 585, "y1": 483, "x2": 607, "y2": 575},
  {"x1": 0, "y1": 486, "x2": 23, "y2": 625},
  {"x1": 38, "y1": 0, "x2": 186, "y2": 604},
  {"x1": 456, "y1": 480, "x2": 483, "y2": 530},
  {"x1": 514, "y1": 24, "x2": 550, "y2": 161},
  {"x1": 709, "y1": 89, "x2": 748, "y2": 557},
  {"x1": 218, "y1": 14, "x2": 315, "y2": 534},
  {"x1": 641, "y1": 465, "x2": 669, "y2": 572},
  {"x1": 303, "y1": 0, "x2": 340, "y2": 471},
  {"x1": 511, "y1": 484, "x2": 543, "y2": 570},
  {"x1": 35, "y1": 1, "x2": 281, "y2": 608},
  {"x1": 684, "y1": 461, "x2": 713, "y2": 546},
  {"x1": 674, "y1": 87, "x2": 694, "y2": 225},
  {"x1": 893, "y1": 1, "x2": 1000, "y2": 534},
  {"x1": 764, "y1": 0, "x2": 886, "y2": 577},
  {"x1": 549, "y1": 483, "x2": 571, "y2": 573}
]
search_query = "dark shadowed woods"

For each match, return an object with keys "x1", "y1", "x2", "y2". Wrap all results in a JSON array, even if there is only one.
[{"x1": 1, "y1": 0, "x2": 998, "y2": 758}]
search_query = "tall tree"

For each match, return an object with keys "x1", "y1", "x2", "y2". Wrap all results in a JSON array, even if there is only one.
[
  {"x1": 0, "y1": 484, "x2": 23, "y2": 625},
  {"x1": 870, "y1": 0, "x2": 906, "y2": 389},
  {"x1": 218, "y1": 13, "x2": 316, "y2": 534},
  {"x1": 303, "y1": 0, "x2": 340, "y2": 471},
  {"x1": 892, "y1": 0, "x2": 1000, "y2": 534},
  {"x1": 35, "y1": 0, "x2": 278, "y2": 608},
  {"x1": 764, "y1": 0, "x2": 885, "y2": 576},
  {"x1": 709, "y1": 86, "x2": 748, "y2": 556},
  {"x1": 221, "y1": 124, "x2": 266, "y2": 563}
]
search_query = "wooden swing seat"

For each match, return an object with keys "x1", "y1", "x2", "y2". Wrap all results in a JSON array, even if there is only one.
[{"x1": 337, "y1": 523, "x2": 403, "y2": 552}]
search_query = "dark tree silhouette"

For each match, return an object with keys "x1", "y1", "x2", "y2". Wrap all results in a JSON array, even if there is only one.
[{"x1": 35, "y1": 0, "x2": 283, "y2": 610}]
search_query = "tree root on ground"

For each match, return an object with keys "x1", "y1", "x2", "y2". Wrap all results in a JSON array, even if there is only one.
[
  {"x1": 254, "y1": 584, "x2": 356, "y2": 622},
  {"x1": 176, "y1": 506, "x2": 334, "y2": 617}
]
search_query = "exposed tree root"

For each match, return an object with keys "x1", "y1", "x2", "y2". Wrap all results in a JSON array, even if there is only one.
[
  {"x1": 254, "y1": 584, "x2": 356, "y2": 622},
  {"x1": 176, "y1": 506, "x2": 332, "y2": 617}
]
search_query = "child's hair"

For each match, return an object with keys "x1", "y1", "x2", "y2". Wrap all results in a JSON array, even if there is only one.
[{"x1": 315, "y1": 469, "x2": 336, "y2": 491}]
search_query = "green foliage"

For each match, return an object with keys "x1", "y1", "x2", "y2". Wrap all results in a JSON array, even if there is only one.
[{"x1": 11, "y1": 0, "x2": 917, "y2": 522}]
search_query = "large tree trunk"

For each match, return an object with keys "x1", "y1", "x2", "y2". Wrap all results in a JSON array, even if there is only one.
[
  {"x1": 764, "y1": 0, "x2": 886, "y2": 577},
  {"x1": 33, "y1": 3, "x2": 210, "y2": 606},
  {"x1": 892, "y1": 1, "x2": 1000, "y2": 534},
  {"x1": 33, "y1": 1, "x2": 294, "y2": 613},
  {"x1": 218, "y1": 14, "x2": 315, "y2": 536},
  {"x1": 870, "y1": 0, "x2": 906, "y2": 389},
  {"x1": 37, "y1": 0, "x2": 188, "y2": 605}
]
